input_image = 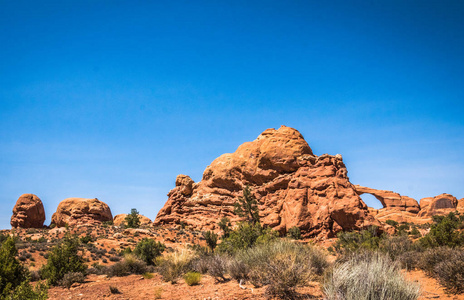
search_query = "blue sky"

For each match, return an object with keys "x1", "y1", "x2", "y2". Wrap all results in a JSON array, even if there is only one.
[{"x1": 1, "y1": 1, "x2": 463, "y2": 229}]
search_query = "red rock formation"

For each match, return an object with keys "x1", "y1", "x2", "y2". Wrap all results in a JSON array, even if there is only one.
[
  {"x1": 10, "y1": 194, "x2": 46, "y2": 228},
  {"x1": 458, "y1": 198, "x2": 464, "y2": 214},
  {"x1": 354, "y1": 185, "x2": 420, "y2": 214},
  {"x1": 418, "y1": 194, "x2": 459, "y2": 217},
  {"x1": 154, "y1": 126, "x2": 379, "y2": 238},
  {"x1": 113, "y1": 214, "x2": 152, "y2": 226},
  {"x1": 51, "y1": 198, "x2": 112, "y2": 227}
]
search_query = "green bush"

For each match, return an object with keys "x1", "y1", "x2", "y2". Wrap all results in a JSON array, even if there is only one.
[
  {"x1": 184, "y1": 271, "x2": 201, "y2": 286},
  {"x1": 385, "y1": 220, "x2": 399, "y2": 227},
  {"x1": 40, "y1": 235, "x2": 87, "y2": 285},
  {"x1": 107, "y1": 254, "x2": 148, "y2": 277},
  {"x1": 334, "y1": 226, "x2": 381, "y2": 254},
  {"x1": 133, "y1": 238, "x2": 165, "y2": 265},
  {"x1": 202, "y1": 231, "x2": 218, "y2": 252},
  {"x1": 287, "y1": 226, "x2": 301, "y2": 240},
  {"x1": 323, "y1": 251, "x2": 420, "y2": 300},
  {"x1": 58, "y1": 272, "x2": 85, "y2": 288},
  {"x1": 217, "y1": 222, "x2": 278, "y2": 254},
  {"x1": 234, "y1": 185, "x2": 260, "y2": 224},
  {"x1": 237, "y1": 239, "x2": 328, "y2": 298},
  {"x1": 218, "y1": 217, "x2": 232, "y2": 238},
  {"x1": 124, "y1": 208, "x2": 141, "y2": 228},
  {"x1": 419, "y1": 212, "x2": 464, "y2": 248}
]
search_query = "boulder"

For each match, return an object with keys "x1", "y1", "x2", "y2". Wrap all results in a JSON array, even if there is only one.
[
  {"x1": 10, "y1": 194, "x2": 46, "y2": 228},
  {"x1": 154, "y1": 126, "x2": 379, "y2": 238},
  {"x1": 51, "y1": 198, "x2": 112, "y2": 227},
  {"x1": 113, "y1": 214, "x2": 152, "y2": 226}
]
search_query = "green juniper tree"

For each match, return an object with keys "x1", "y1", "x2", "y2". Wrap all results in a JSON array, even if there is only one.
[
  {"x1": 234, "y1": 185, "x2": 260, "y2": 224},
  {"x1": 125, "y1": 208, "x2": 141, "y2": 228}
]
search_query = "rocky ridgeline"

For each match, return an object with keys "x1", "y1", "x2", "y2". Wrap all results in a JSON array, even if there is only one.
[
  {"x1": 10, "y1": 126, "x2": 463, "y2": 234},
  {"x1": 154, "y1": 125, "x2": 464, "y2": 238}
]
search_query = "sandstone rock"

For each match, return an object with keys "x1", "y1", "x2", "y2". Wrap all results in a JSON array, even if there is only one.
[
  {"x1": 51, "y1": 198, "x2": 112, "y2": 227},
  {"x1": 354, "y1": 185, "x2": 420, "y2": 214},
  {"x1": 458, "y1": 198, "x2": 464, "y2": 214},
  {"x1": 418, "y1": 194, "x2": 459, "y2": 217},
  {"x1": 113, "y1": 214, "x2": 152, "y2": 226},
  {"x1": 10, "y1": 194, "x2": 46, "y2": 228},
  {"x1": 154, "y1": 126, "x2": 380, "y2": 238}
]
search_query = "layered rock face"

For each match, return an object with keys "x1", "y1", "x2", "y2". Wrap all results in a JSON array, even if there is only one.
[
  {"x1": 113, "y1": 214, "x2": 152, "y2": 226},
  {"x1": 51, "y1": 198, "x2": 112, "y2": 227},
  {"x1": 155, "y1": 126, "x2": 379, "y2": 238},
  {"x1": 10, "y1": 194, "x2": 46, "y2": 228},
  {"x1": 354, "y1": 185, "x2": 420, "y2": 214}
]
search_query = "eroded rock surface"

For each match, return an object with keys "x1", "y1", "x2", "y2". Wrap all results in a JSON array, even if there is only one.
[
  {"x1": 155, "y1": 126, "x2": 379, "y2": 238},
  {"x1": 354, "y1": 185, "x2": 420, "y2": 214},
  {"x1": 418, "y1": 194, "x2": 459, "y2": 217},
  {"x1": 51, "y1": 198, "x2": 112, "y2": 227},
  {"x1": 10, "y1": 194, "x2": 46, "y2": 228}
]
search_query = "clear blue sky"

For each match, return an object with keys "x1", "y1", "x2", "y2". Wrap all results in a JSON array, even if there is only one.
[{"x1": 1, "y1": 1, "x2": 463, "y2": 229}]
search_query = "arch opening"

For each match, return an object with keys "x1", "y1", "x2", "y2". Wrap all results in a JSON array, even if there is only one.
[{"x1": 359, "y1": 193, "x2": 384, "y2": 210}]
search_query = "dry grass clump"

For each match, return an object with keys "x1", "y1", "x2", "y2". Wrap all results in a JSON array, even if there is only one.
[
  {"x1": 184, "y1": 271, "x2": 201, "y2": 286},
  {"x1": 237, "y1": 239, "x2": 328, "y2": 299},
  {"x1": 323, "y1": 251, "x2": 420, "y2": 300},
  {"x1": 157, "y1": 250, "x2": 196, "y2": 283}
]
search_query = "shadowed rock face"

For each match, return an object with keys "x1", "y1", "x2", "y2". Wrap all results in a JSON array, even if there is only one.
[
  {"x1": 51, "y1": 198, "x2": 112, "y2": 227},
  {"x1": 154, "y1": 126, "x2": 379, "y2": 238},
  {"x1": 11, "y1": 194, "x2": 46, "y2": 228}
]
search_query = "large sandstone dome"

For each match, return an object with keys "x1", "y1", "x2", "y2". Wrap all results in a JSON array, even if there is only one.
[
  {"x1": 11, "y1": 194, "x2": 46, "y2": 228},
  {"x1": 51, "y1": 197, "x2": 113, "y2": 227},
  {"x1": 154, "y1": 126, "x2": 380, "y2": 238}
]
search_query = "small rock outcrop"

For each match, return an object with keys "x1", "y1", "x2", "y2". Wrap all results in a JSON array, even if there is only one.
[
  {"x1": 418, "y1": 194, "x2": 459, "y2": 217},
  {"x1": 51, "y1": 198, "x2": 112, "y2": 227},
  {"x1": 10, "y1": 194, "x2": 46, "y2": 228},
  {"x1": 113, "y1": 214, "x2": 152, "y2": 226},
  {"x1": 155, "y1": 126, "x2": 379, "y2": 238}
]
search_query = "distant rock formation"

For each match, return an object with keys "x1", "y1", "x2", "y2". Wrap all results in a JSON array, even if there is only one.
[
  {"x1": 11, "y1": 194, "x2": 46, "y2": 228},
  {"x1": 354, "y1": 185, "x2": 420, "y2": 214},
  {"x1": 51, "y1": 198, "x2": 112, "y2": 227},
  {"x1": 418, "y1": 194, "x2": 459, "y2": 217},
  {"x1": 113, "y1": 214, "x2": 152, "y2": 226},
  {"x1": 154, "y1": 126, "x2": 380, "y2": 238}
]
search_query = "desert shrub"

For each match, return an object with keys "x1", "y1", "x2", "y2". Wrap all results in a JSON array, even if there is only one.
[
  {"x1": 409, "y1": 227, "x2": 421, "y2": 238},
  {"x1": 59, "y1": 272, "x2": 85, "y2": 288},
  {"x1": 433, "y1": 250, "x2": 464, "y2": 294},
  {"x1": 218, "y1": 217, "x2": 232, "y2": 238},
  {"x1": 287, "y1": 226, "x2": 301, "y2": 240},
  {"x1": 385, "y1": 220, "x2": 399, "y2": 227},
  {"x1": 0, "y1": 236, "x2": 28, "y2": 296},
  {"x1": 238, "y1": 239, "x2": 328, "y2": 298},
  {"x1": 417, "y1": 247, "x2": 454, "y2": 276},
  {"x1": 202, "y1": 231, "x2": 218, "y2": 252},
  {"x1": 323, "y1": 251, "x2": 420, "y2": 300},
  {"x1": 142, "y1": 272, "x2": 154, "y2": 279},
  {"x1": 125, "y1": 208, "x2": 141, "y2": 229},
  {"x1": 419, "y1": 212, "x2": 464, "y2": 248},
  {"x1": 157, "y1": 250, "x2": 196, "y2": 283},
  {"x1": 107, "y1": 254, "x2": 148, "y2": 277},
  {"x1": 379, "y1": 234, "x2": 415, "y2": 260},
  {"x1": 133, "y1": 238, "x2": 165, "y2": 265},
  {"x1": 184, "y1": 271, "x2": 201, "y2": 286},
  {"x1": 217, "y1": 222, "x2": 278, "y2": 254},
  {"x1": 334, "y1": 226, "x2": 381, "y2": 254},
  {"x1": 109, "y1": 256, "x2": 120, "y2": 262},
  {"x1": 207, "y1": 255, "x2": 229, "y2": 282},
  {"x1": 80, "y1": 235, "x2": 93, "y2": 244},
  {"x1": 7, "y1": 279, "x2": 48, "y2": 300},
  {"x1": 397, "y1": 251, "x2": 421, "y2": 270},
  {"x1": 40, "y1": 235, "x2": 87, "y2": 285},
  {"x1": 109, "y1": 286, "x2": 121, "y2": 294},
  {"x1": 191, "y1": 255, "x2": 210, "y2": 274},
  {"x1": 227, "y1": 256, "x2": 249, "y2": 282}
]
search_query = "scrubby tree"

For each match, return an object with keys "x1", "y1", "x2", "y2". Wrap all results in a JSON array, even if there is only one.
[
  {"x1": 133, "y1": 238, "x2": 165, "y2": 265},
  {"x1": 125, "y1": 208, "x2": 141, "y2": 228},
  {"x1": 234, "y1": 185, "x2": 260, "y2": 224},
  {"x1": 419, "y1": 212, "x2": 464, "y2": 248},
  {"x1": 40, "y1": 234, "x2": 87, "y2": 285},
  {"x1": 0, "y1": 236, "x2": 27, "y2": 296},
  {"x1": 202, "y1": 231, "x2": 218, "y2": 252},
  {"x1": 218, "y1": 217, "x2": 231, "y2": 238},
  {"x1": 287, "y1": 226, "x2": 301, "y2": 240}
]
